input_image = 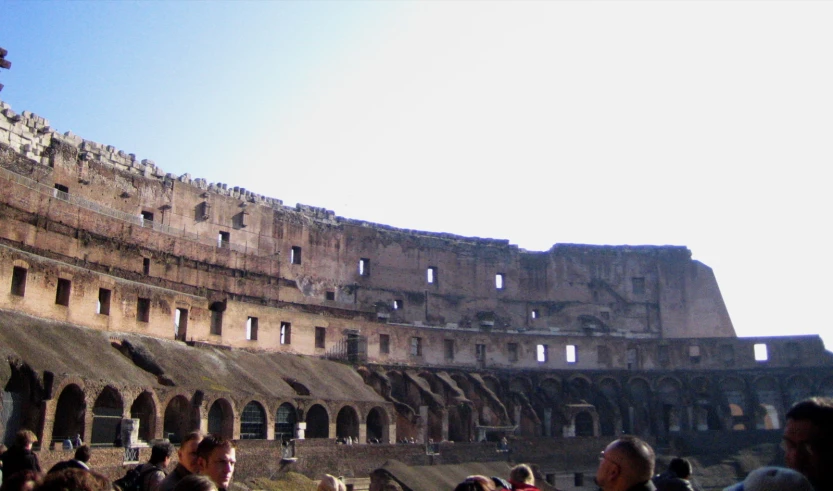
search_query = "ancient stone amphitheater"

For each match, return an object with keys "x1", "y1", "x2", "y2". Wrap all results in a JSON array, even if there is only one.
[{"x1": 1, "y1": 98, "x2": 831, "y2": 490}]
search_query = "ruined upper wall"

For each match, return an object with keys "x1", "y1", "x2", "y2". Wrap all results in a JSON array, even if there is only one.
[{"x1": 0, "y1": 98, "x2": 735, "y2": 340}]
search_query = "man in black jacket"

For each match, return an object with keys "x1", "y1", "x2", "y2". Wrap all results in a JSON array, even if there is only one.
[
  {"x1": 0, "y1": 430, "x2": 42, "y2": 479},
  {"x1": 48, "y1": 445, "x2": 92, "y2": 474},
  {"x1": 596, "y1": 436, "x2": 657, "y2": 491},
  {"x1": 156, "y1": 433, "x2": 203, "y2": 491}
]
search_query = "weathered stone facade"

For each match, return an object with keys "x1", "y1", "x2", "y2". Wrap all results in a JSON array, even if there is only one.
[{"x1": 1, "y1": 98, "x2": 831, "y2": 486}]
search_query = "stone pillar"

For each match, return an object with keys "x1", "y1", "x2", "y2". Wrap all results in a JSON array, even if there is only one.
[
  {"x1": 296, "y1": 422, "x2": 306, "y2": 440},
  {"x1": 329, "y1": 422, "x2": 337, "y2": 439},
  {"x1": 359, "y1": 423, "x2": 367, "y2": 444},
  {"x1": 418, "y1": 406, "x2": 429, "y2": 444},
  {"x1": 514, "y1": 406, "x2": 522, "y2": 426},
  {"x1": 544, "y1": 409, "x2": 552, "y2": 437},
  {"x1": 441, "y1": 409, "x2": 449, "y2": 442},
  {"x1": 387, "y1": 423, "x2": 396, "y2": 444}
]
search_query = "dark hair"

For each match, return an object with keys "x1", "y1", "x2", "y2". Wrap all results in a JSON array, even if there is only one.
[
  {"x1": 36, "y1": 468, "x2": 109, "y2": 491},
  {"x1": 150, "y1": 442, "x2": 174, "y2": 465},
  {"x1": 195, "y1": 434, "x2": 235, "y2": 461},
  {"x1": 787, "y1": 398, "x2": 833, "y2": 431},
  {"x1": 14, "y1": 430, "x2": 37, "y2": 447},
  {"x1": 611, "y1": 436, "x2": 655, "y2": 481},
  {"x1": 74, "y1": 445, "x2": 92, "y2": 463},
  {"x1": 668, "y1": 458, "x2": 691, "y2": 479},
  {"x1": 0, "y1": 470, "x2": 40, "y2": 491},
  {"x1": 454, "y1": 476, "x2": 495, "y2": 491},
  {"x1": 181, "y1": 432, "x2": 203, "y2": 446},
  {"x1": 172, "y1": 474, "x2": 217, "y2": 491}
]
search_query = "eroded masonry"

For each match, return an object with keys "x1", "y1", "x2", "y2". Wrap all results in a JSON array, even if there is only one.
[{"x1": 1, "y1": 99, "x2": 831, "y2": 487}]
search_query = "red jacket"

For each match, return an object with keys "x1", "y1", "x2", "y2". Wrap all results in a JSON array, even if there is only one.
[{"x1": 510, "y1": 481, "x2": 541, "y2": 491}]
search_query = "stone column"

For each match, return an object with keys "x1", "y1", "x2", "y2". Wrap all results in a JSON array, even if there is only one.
[
  {"x1": 418, "y1": 406, "x2": 428, "y2": 444},
  {"x1": 359, "y1": 423, "x2": 367, "y2": 444},
  {"x1": 441, "y1": 409, "x2": 449, "y2": 442}
]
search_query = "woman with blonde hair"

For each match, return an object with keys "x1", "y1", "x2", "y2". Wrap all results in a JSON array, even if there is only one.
[{"x1": 317, "y1": 474, "x2": 346, "y2": 491}]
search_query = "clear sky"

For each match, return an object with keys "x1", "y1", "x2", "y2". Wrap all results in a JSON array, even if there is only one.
[{"x1": 3, "y1": 1, "x2": 831, "y2": 350}]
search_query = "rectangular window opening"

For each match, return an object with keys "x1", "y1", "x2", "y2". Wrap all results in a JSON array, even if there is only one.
[
  {"x1": 142, "y1": 257, "x2": 150, "y2": 275},
  {"x1": 393, "y1": 299, "x2": 402, "y2": 310},
  {"x1": 140, "y1": 211, "x2": 154, "y2": 226},
  {"x1": 444, "y1": 339, "x2": 454, "y2": 360},
  {"x1": 53, "y1": 184, "x2": 69, "y2": 198},
  {"x1": 689, "y1": 345, "x2": 701, "y2": 364},
  {"x1": 427, "y1": 266, "x2": 437, "y2": 284},
  {"x1": 290, "y1": 246, "x2": 302, "y2": 265},
  {"x1": 315, "y1": 327, "x2": 326, "y2": 349},
  {"x1": 280, "y1": 322, "x2": 291, "y2": 345},
  {"x1": 380, "y1": 334, "x2": 390, "y2": 354},
  {"x1": 210, "y1": 304, "x2": 223, "y2": 335},
  {"x1": 137, "y1": 297, "x2": 150, "y2": 322},
  {"x1": 508, "y1": 343, "x2": 519, "y2": 362},
  {"x1": 247, "y1": 317, "x2": 259, "y2": 341},
  {"x1": 411, "y1": 337, "x2": 423, "y2": 356},
  {"x1": 175, "y1": 307, "x2": 188, "y2": 340},
  {"x1": 326, "y1": 291, "x2": 335, "y2": 301},
  {"x1": 55, "y1": 278, "x2": 71, "y2": 306},
  {"x1": 530, "y1": 309, "x2": 539, "y2": 320},
  {"x1": 495, "y1": 273, "x2": 505, "y2": 290},
  {"x1": 566, "y1": 345, "x2": 577, "y2": 364},
  {"x1": 97, "y1": 288, "x2": 111, "y2": 315},
  {"x1": 10, "y1": 266, "x2": 27, "y2": 297},
  {"x1": 476, "y1": 344, "x2": 486, "y2": 362},
  {"x1": 537, "y1": 344, "x2": 548, "y2": 363},
  {"x1": 218, "y1": 231, "x2": 230, "y2": 248},
  {"x1": 754, "y1": 343, "x2": 768, "y2": 362},
  {"x1": 358, "y1": 258, "x2": 370, "y2": 276}
]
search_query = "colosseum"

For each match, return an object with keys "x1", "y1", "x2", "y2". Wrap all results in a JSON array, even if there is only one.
[{"x1": 1, "y1": 96, "x2": 831, "y2": 490}]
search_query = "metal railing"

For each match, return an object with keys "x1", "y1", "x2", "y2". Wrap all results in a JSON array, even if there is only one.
[{"x1": 0, "y1": 166, "x2": 263, "y2": 255}]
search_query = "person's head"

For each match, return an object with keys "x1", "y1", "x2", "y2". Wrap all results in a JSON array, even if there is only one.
[
  {"x1": 150, "y1": 442, "x2": 174, "y2": 466},
  {"x1": 14, "y1": 430, "x2": 38, "y2": 450},
  {"x1": 596, "y1": 436, "x2": 656, "y2": 491},
  {"x1": 509, "y1": 464, "x2": 534, "y2": 485},
  {"x1": 172, "y1": 474, "x2": 218, "y2": 491},
  {"x1": 35, "y1": 469, "x2": 109, "y2": 491},
  {"x1": 317, "y1": 475, "x2": 346, "y2": 491},
  {"x1": 0, "y1": 470, "x2": 40, "y2": 491},
  {"x1": 178, "y1": 432, "x2": 204, "y2": 474},
  {"x1": 74, "y1": 445, "x2": 92, "y2": 463},
  {"x1": 196, "y1": 435, "x2": 236, "y2": 489},
  {"x1": 0, "y1": 444, "x2": 8, "y2": 455},
  {"x1": 668, "y1": 458, "x2": 692, "y2": 480},
  {"x1": 723, "y1": 467, "x2": 813, "y2": 491},
  {"x1": 491, "y1": 477, "x2": 512, "y2": 490},
  {"x1": 783, "y1": 397, "x2": 833, "y2": 488},
  {"x1": 454, "y1": 476, "x2": 496, "y2": 491}
]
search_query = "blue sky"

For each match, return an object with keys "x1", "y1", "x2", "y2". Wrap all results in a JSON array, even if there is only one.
[{"x1": 3, "y1": 1, "x2": 832, "y2": 349}]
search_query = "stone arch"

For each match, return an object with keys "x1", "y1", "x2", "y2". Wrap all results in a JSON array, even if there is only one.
[
  {"x1": 366, "y1": 406, "x2": 389, "y2": 443},
  {"x1": 626, "y1": 377, "x2": 652, "y2": 436},
  {"x1": 418, "y1": 372, "x2": 445, "y2": 405},
  {"x1": 752, "y1": 376, "x2": 782, "y2": 430},
  {"x1": 567, "y1": 375, "x2": 593, "y2": 402},
  {"x1": 720, "y1": 376, "x2": 748, "y2": 431},
  {"x1": 575, "y1": 411, "x2": 595, "y2": 437},
  {"x1": 597, "y1": 377, "x2": 622, "y2": 436},
  {"x1": 91, "y1": 386, "x2": 124, "y2": 446},
  {"x1": 481, "y1": 375, "x2": 502, "y2": 398},
  {"x1": 690, "y1": 376, "x2": 720, "y2": 431},
  {"x1": 656, "y1": 377, "x2": 684, "y2": 433},
  {"x1": 509, "y1": 376, "x2": 533, "y2": 398},
  {"x1": 336, "y1": 405, "x2": 360, "y2": 440},
  {"x1": 540, "y1": 378, "x2": 562, "y2": 402},
  {"x1": 275, "y1": 402, "x2": 298, "y2": 442},
  {"x1": 240, "y1": 400, "x2": 267, "y2": 439},
  {"x1": 130, "y1": 391, "x2": 157, "y2": 443},
  {"x1": 785, "y1": 375, "x2": 813, "y2": 407},
  {"x1": 448, "y1": 403, "x2": 473, "y2": 443},
  {"x1": 207, "y1": 398, "x2": 234, "y2": 439},
  {"x1": 163, "y1": 394, "x2": 200, "y2": 443},
  {"x1": 53, "y1": 383, "x2": 86, "y2": 444},
  {"x1": 305, "y1": 403, "x2": 330, "y2": 439}
]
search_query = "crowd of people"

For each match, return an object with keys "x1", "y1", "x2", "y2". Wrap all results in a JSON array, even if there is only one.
[{"x1": 0, "y1": 396, "x2": 830, "y2": 491}]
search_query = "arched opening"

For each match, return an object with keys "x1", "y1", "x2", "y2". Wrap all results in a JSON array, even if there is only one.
[
  {"x1": 575, "y1": 412, "x2": 594, "y2": 437},
  {"x1": 721, "y1": 378, "x2": 747, "y2": 431},
  {"x1": 336, "y1": 406, "x2": 360, "y2": 440},
  {"x1": 130, "y1": 391, "x2": 156, "y2": 444},
  {"x1": 275, "y1": 403, "x2": 297, "y2": 442},
  {"x1": 305, "y1": 404, "x2": 330, "y2": 439},
  {"x1": 163, "y1": 395, "x2": 198, "y2": 443},
  {"x1": 366, "y1": 407, "x2": 388, "y2": 443},
  {"x1": 657, "y1": 378, "x2": 683, "y2": 433},
  {"x1": 627, "y1": 379, "x2": 651, "y2": 436},
  {"x1": 448, "y1": 404, "x2": 472, "y2": 443},
  {"x1": 208, "y1": 399, "x2": 234, "y2": 439},
  {"x1": 92, "y1": 386, "x2": 123, "y2": 446},
  {"x1": 53, "y1": 384, "x2": 86, "y2": 445},
  {"x1": 240, "y1": 401, "x2": 266, "y2": 439},
  {"x1": 786, "y1": 376, "x2": 813, "y2": 407},
  {"x1": 754, "y1": 377, "x2": 781, "y2": 430}
]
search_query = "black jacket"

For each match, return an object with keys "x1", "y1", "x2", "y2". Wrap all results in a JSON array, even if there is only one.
[{"x1": 0, "y1": 445, "x2": 42, "y2": 478}]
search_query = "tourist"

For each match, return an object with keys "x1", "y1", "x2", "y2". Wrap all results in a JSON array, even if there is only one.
[
  {"x1": 454, "y1": 475, "x2": 496, "y2": 491},
  {"x1": 723, "y1": 467, "x2": 813, "y2": 491},
  {"x1": 72, "y1": 435, "x2": 83, "y2": 449},
  {"x1": 47, "y1": 445, "x2": 91, "y2": 474},
  {"x1": 195, "y1": 435, "x2": 235, "y2": 491},
  {"x1": 157, "y1": 433, "x2": 204, "y2": 491},
  {"x1": 36, "y1": 468, "x2": 110, "y2": 491},
  {"x1": 782, "y1": 397, "x2": 833, "y2": 491},
  {"x1": 0, "y1": 470, "x2": 39, "y2": 491},
  {"x1": 508, "y1": 464, "x2": 540, "y2": 491},
  {"x1": 595, "y1": 436, "x2": 656, "y2": 491},
  {"x1": 135, "y1": 442, "x2": 173, "y2": 491},
  {"x1": 171, "y1": 475, "x2": 217, "y2": 491},
  {"x1": 0, "y1": 431, "x2": 42, "y2": 480},
  {"x1": 653, "y1": 458, "x2": 694, "y2": 491},
  {"x1": 317, "y1": 474, "x2": 346, "y2": 491}
]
